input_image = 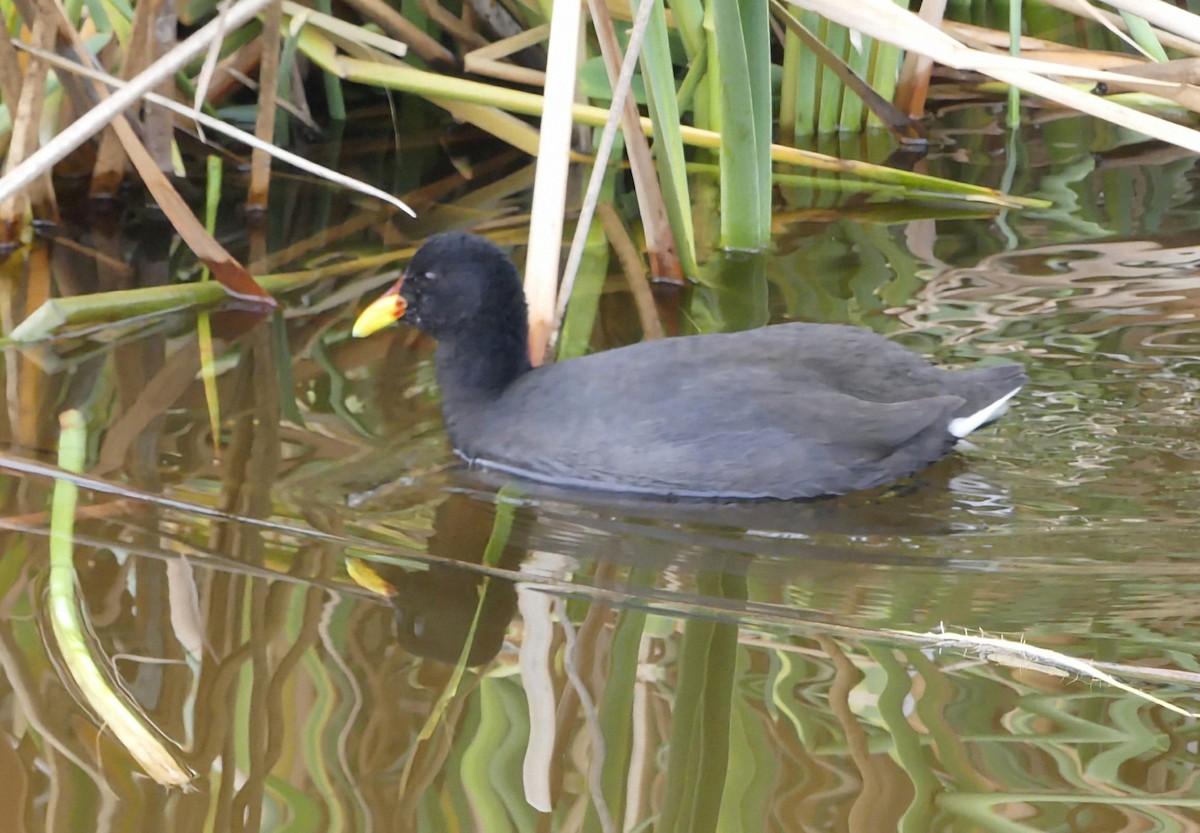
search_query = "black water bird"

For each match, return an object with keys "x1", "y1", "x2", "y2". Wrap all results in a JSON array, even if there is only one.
[{"x1": 353, "y1": 232, "x2": 1026, "y2": 499}]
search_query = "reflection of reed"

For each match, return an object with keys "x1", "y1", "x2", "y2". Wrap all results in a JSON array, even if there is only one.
[
  {"x1": 903, "y1": 240, "x2": 1200, "y2": 353},
  {"x1": 819, "y1": 635, "x2": 909, "y2": 830},
  {"x1": 45, "y1": 411, "x2": 193, "y2": 786},
  {"x1": 1, "y1": 128, "x2": 1199, "y2": 833},
  {"x1": 7, "y1": 494, "x2": 1200, "y2": 831}
]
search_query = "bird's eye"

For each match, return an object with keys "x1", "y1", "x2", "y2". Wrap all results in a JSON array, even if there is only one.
[{"x1": 423, "y1": 271, "x2": 437, "y2": 281}]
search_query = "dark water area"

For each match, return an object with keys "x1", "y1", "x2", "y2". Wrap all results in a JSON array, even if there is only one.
[{"x1": 2, "y1": 111, "x2": 1200, "y2": 831}]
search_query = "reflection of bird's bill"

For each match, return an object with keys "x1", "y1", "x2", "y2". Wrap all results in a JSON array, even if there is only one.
[{"x1": 352, "y1": 279, "x2": 407, "y2": 337}]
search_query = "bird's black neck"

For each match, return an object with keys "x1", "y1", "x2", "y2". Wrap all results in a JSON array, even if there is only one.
[{"x1": 433, "y1": 304, "x2": 533, "y2": 425}]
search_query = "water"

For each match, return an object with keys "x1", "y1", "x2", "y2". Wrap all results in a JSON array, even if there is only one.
[{"x1": 1, "y1": 115, "x2": 1200, "y2": 831}]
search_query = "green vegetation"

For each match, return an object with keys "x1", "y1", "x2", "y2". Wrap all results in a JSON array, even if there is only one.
[{"x1": 5, "y1": 0, "x2": 1200, "y2": 346}]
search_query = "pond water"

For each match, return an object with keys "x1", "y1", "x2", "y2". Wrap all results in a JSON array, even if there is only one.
[{"x1": 1, "y1": 112, "x2": 1200, "y2": 832}]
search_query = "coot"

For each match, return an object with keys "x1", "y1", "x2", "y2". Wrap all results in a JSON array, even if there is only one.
[{"x1": 353, "y1": 232, "x2": 1026, "y2": 499}]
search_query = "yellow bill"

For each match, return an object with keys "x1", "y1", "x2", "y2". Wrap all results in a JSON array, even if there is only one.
[
  {"x1": 345, "y1": 557, "x2": 397, "y2": 597},
  {"x1": 352, "y1": 281, "x2": 407, "y2": 337}
]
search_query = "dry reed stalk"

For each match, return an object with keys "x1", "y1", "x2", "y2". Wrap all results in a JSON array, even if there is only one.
[
  {"x1": 20, "y1": 43, "x2": 415, "y2": 214},
  {"x1": 115, "y1": 114, "x2": 274, "y2": 301},
  {"x1": 0, "y1": 14, "x2": 25, "y2": 111},
  {"x1": 597, "y1": 203, "x2": 663, "y2": 340},
  {"x1": 339, "y1": 0, "x2": 457, "y2": 67},
  {"x1": 417, "y1": 0, "x2": 488, "y2": 47},
  {"x1": 14, "y1": 244, "x2": 51, "y2": 448},
  {"x1": 90, "y1": 0, "x2": 163, "y2": 195},
  {"x1": 284, "y1": 59, "x2": 315, "y2": 126},
  {"x1": 1037, "y1": 0, "x2": 1200, "y2": 55},
  {"x1": 0, "y1": 0, "x2": 274, "y2": 205},
  {"x1": 945, "y1": 20, "x2": 1153, "y2": 66},
  {"x1": 463, "y1": 24, "x2": 548, "y2": 85},
  {"x1": 588, "y1": 0, "x2": 681, "y2": 283},
  {"x1": 791, "y1": 0, "x2": 1200, "y2": 154},
  {"x1": 144, "y1": 0, "x2": 179, "y2": 171},
  {"x1": 8, "y1": 0, "x2": 94, "y2": 119},
  {"x1": 280, "y1": 0, "x2": 409, "y2": 58},
  {"x1": 39, "y1": 0, "x2": 275, "y2": 302},
  {"x1": 893, "y1": 0, "x2": 948, "y2": 118},
  {"x1": 524, "y1": 0, "x2": 583, "y2": 366},
  {"x1": 1101, "y1": 0, "x2": 1200, "y2": 42},
  {"x1": 203, "y1": 36, "x2": 265, "y2": 104},
  {"x1": 0, "y1": 7, "x2": 55, "y2": 236},
  {"x1": 551, "y1": 0, "x2": 655, "y2": 355},
  {"x1": 249, "y1": 0, "x2": 284, "y2": 210}
]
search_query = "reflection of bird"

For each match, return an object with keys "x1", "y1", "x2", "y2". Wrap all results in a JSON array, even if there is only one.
[
  {"x1": 345, "y1": 494, "x2": 518, "y2": 666},
  {"x1": 390, "y1": 564, "x2": 515, "y2": 667},
  {"x1": 391, "y1": 493, "x2": 518, "y2": 666},
  {"x1": 354, "y1": 233, "x2": 1026, "y2": 499}
]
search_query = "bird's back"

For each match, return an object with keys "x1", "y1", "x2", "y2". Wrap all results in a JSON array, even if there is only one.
[{"x1": 444, "y1": 323, "x2": 1025, "y2": 499}]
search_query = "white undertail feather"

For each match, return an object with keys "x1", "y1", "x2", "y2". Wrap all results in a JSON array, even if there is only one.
[{"x1": 948, "y1": 386, "x2": 1023, "y2": 439}]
